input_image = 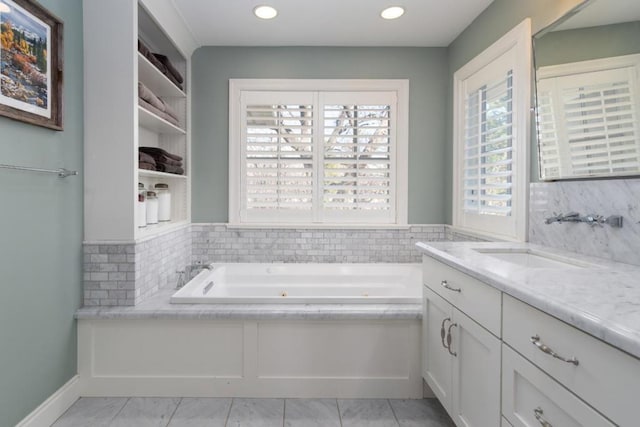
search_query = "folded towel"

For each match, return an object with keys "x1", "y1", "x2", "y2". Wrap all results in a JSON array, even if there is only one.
[
  {"x1": 139, "y1": 146, "x2": 183, "y2": 162},
  {"x1": 139, "y1": 161, "x2": 156, "y2": 171},
  {"x1": 138, "y1": 82, "x2": 165, "y2": 112},
  {"x1": 152, "y1": 53, "x2": 184, "y2": 84},
  {"x1": 138, "y1": 151, "x2": 156, "y2": 166},
  {"x1": 138, "y1": 98, "x2": 181, "y2": 128},
  {"x1": 138, "y1": 39, "x2": 168, "y2": 75},
  {"x1": 156, "y1": 162, "x2": 184, "y2": 175}
]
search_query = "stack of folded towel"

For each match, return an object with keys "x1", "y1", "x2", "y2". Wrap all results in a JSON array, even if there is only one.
[
  {"x1": 139, "y1": 147, "x2": 184, "y2": 175},
  {"x1": 138, "y1": 39, "x2": 184, "y2": 90},
  {"x1": 138, "y1": 82, "x2": 180, "y2": 127}
]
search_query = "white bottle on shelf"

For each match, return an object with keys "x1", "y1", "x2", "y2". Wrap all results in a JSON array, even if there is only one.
[
  {"x1": 155, "y1": 183, "x2": 171, "y2": 221},
  {"x1": 146, "y1": 191, "x2": 159, "y2": 225}
]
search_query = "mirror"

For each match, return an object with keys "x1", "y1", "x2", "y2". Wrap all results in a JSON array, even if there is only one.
[{"x1": 533, "y1": 0, "x2": 640, "y2": 180}]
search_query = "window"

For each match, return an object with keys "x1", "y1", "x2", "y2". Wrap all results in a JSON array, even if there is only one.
[
  {"x1": 229, "y1": 80, "x2": 408, "y2": 226},
  {"x1": 453, "y1": 19, "x2": 531, "y2": 241},
  {"x1": 537, "y1": 54, "x2": 640, "y2": 179}
]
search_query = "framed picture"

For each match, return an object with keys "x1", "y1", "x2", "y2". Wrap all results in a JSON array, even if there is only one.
[{"x1": 0, "y1": 0, "x2": 63, "y2": 130}]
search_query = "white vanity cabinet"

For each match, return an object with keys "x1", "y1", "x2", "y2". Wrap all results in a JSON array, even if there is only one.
[
  {"x1": 422, "y1": 257, "x2": 502, "y2": 427},
  {"x1": 503, "y1": 294, "x2": 639, "y2": 427},
  {"x1": 422, "y1": 251, "x2": 640, "y2": 427}
]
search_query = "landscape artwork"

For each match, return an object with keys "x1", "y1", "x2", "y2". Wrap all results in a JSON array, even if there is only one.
[{"x1": 0, "y1": 0, "x2": 51, "y2": 118}]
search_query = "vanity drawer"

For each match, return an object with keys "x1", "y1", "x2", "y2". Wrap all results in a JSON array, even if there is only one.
[
  {"x1": 422, "y1": 255, "x2": 501, "y2": 336},
  {"x1": 502, "y1": 344, "x2": 614, "y2": 427},
  {"x1": 503, "y1": 294, "x2": 639, "y2": 427}
]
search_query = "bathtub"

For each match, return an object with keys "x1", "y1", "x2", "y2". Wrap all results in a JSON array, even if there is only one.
[{"x1": 170, "y1": 263, "x2": 422, "y2": 304}]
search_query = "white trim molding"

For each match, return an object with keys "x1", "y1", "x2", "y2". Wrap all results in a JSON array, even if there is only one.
[
  {"x1": 15, "y1": 375, "x2": 81, "y2": 427},
  {"x1": 452, "y1": 19, "x2": 531, "y2": 242}
]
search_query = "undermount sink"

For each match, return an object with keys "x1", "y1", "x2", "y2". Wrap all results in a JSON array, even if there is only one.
[{"x1": 473, "y1": 248, "x2": 594, "y2": 269}]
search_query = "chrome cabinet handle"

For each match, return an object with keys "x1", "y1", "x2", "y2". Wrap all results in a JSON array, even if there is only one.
[
  {"x1": 441, "y1": 280, "x2": 461, "y2": 293},
  {"x1": 446, "y1": 323, "x2": 458, "y2": 357},
  {"x1": 534, "y1": 407, "x2": 552, "y2": 427},
  {"x1": 530, "y1": 335, "x2": 579, "y2": 366},
  {"x1": 440, "y1": 317, "x2": 451, "y2": 349}
]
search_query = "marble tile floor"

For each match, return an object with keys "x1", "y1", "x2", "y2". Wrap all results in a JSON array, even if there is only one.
[{"x1": 51, "y1": 397, "x2": 455, "y2": 427}]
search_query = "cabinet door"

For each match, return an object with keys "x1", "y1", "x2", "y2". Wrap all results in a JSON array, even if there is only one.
[
  {"x1": 423, "y1": 285, "x2": 454, "y2": 414},
  {"x1": 502, "y1": 344, "x2": 615, "y2": 427},
  {"x1": 450, "y1": 307, "x2": 501, "y2": 427}
]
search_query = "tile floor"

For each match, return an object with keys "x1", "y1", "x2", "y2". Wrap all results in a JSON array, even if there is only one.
[{"x1": 52, "y1": 397, "x2": 455, "y2": 427}]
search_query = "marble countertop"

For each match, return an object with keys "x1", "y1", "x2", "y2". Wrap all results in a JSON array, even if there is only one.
[
  {"x1": 75, "y1": 288, "x2": 422, "y2": 321},
  {"x1": 416, "y1": 241, "x2": 640, "y2": 359}
]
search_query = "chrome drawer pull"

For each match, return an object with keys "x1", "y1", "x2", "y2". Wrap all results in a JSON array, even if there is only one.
[
  {"x1": 534, "y1": 407, "x2": 552, "y2": 427},
  {"x1": 530, "y1": 335, "x2": 579, "y2": 366},
  {"x1": 441, "y1": 280, "x2": 461, "y2": 293},
  {"x1": 446, "y1": 323, "x2": 458, "y2": 357},
  {"x1": 440, "y1": 317, "x2": 451, "y2": 349}
]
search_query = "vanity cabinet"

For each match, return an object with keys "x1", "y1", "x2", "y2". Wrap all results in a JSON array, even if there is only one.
[
  {"x1": 503, "y1": 294, "x2": 639, "y2": 427},
  {"x1": 422, "y1": 258, "x2": 501, "y2": 427},
  {"x1": 83, "y1": 0, "x2": 195, "y2": 242},
  {"x1": 422, "y1": 253, "x2": 640, "y2": 427}
]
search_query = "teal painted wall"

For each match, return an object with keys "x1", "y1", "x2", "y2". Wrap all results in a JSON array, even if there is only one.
[
  {"x1": 191, "y1": 47, "x2": 448, "y2": 224},
  {"x1": 444, "y1": 0, "x2": 584, "y2": 222},
  {"x1": 0, "y1": 0, "x2": 83, "y2": 425},
  {"x1": 535, "y1": 21, "x2": 640, "y2": 67}
]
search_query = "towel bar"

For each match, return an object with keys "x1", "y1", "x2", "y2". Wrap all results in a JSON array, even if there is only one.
[{"x1": 0, "y1": 163, "x2": 78, "y2": 178}]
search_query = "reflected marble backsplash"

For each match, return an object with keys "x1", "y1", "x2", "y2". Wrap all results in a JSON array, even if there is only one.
[{"x1": 529, "y1": 179, "x2": 640, "y2": 266}]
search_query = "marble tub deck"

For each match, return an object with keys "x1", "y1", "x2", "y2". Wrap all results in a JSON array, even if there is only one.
[
  {"x1": 52, "y1": 397, "x2": 454, "y2": 427},
  {"x1": 75, "y1": 288, "x2": 423, "y2": 321}
]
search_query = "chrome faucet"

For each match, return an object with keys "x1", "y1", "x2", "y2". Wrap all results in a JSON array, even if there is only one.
[
  {"x1": 545, "y1": 212, "x2": 623, "y2": 228},
  {"x1": 544, "y1": 212, "x2": 580, "y2": 224},
  {"x1": 176, "y1": 262, "x2": 213, "y2": 289}
]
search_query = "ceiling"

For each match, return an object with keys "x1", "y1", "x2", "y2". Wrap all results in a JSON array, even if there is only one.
[{"x1": 170, "y1": 0, "x2": 494, "y2": 47}]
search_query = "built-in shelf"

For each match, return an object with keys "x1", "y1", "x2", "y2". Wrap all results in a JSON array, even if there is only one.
[
  {"x1": 137, "y1": 52, "x2": 186, "y2": 98},
  {"x1": 138, "y1": 169, "x2": 187, "y2": 179},
  {"x1": 138, "y1": 106, "x2": 186, "y2": 135}
]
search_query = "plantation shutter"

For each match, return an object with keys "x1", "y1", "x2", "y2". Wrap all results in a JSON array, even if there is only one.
[
  {"x1": 320, "y1": 92, "x2": 396, "y2": 223},
  {"x1": 537, "y1": 65, "x2": 640, "y2": 178},
  {"x1": 241, "y1": 91, "x2": 315, "y2": 223},
  {"x1": 463, "y1": 70, "x2": 514, "y2": 217}
]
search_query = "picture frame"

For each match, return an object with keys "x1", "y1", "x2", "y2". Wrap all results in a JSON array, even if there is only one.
[{"x1": 0, "y1": 0, "x2": 63, "y2": 130}]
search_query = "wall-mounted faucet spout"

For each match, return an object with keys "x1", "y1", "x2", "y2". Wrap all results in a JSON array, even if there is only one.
[{"x1": 544, "y1": 212, "x2": 623, "y2": 228}]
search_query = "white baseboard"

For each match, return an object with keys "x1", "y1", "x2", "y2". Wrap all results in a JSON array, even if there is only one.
[{"x1": 16, "y1": 375, "x2": 81, "y2": 427}]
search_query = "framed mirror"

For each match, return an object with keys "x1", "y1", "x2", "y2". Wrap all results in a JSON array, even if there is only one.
[{"x1": 533, "y1": 0, "x2": 640, "y2": 180}]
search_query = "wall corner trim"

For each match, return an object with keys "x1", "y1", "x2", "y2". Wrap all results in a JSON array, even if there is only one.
[{"x1": 15, "y1": 375, "x2": 81, "y2": 427}]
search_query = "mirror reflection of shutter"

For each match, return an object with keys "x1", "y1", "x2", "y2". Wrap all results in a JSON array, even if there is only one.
[
  {"x1": 537, "y1": 55, "x2": 640, "y2": 179},
  {"x1": 242, "y1": 91, "x2": 315, "y2": 222},
  {"x1": 463, "y1": 71, "x2": 514, "y2": 217},
  {"x1": 320, "y1": 92, "x2": 396, "y2": 223}
]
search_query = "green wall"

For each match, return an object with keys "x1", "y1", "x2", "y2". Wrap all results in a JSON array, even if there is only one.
[
  {"x1": 0, "y1": 1, "x2": 84, "y2": 425},
  {"x1": 444, "y1": 0, "x2": 584, "y2": 222},
  {"x1": 535, "y1": 21, "x2": 640, "y2": 67},
  {"x1": 191, "y1": 47, "x2": 448, "y2": 224}
]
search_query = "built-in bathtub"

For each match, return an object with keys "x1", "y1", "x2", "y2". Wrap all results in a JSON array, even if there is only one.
[
  {"x1": 76, "y1": 262, "x2": 424, "y2": 399},
  {"x1": 170, "y1": 263, "x2": 422, "y2": 304}
]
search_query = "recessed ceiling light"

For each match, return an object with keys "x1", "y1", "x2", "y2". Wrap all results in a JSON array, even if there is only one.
[
  {"x1": 0, "y1": 2, "x2": 10, "y2": 13},
  {"x1": 254, "y1": 5, "x2": 278, "y2": 20},
  {"x1": 381, "y1": 6, "x2": 405, "y2": 20}
]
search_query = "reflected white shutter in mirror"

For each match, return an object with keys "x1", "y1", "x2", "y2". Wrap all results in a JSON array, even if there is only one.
[{"x1": 537, "y1": 55, "x2": 640, "y2": 179}]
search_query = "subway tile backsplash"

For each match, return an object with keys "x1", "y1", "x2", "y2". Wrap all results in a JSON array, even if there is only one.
[{"x1": 82, "y1": 224, "x2": 485, "y2": 307}]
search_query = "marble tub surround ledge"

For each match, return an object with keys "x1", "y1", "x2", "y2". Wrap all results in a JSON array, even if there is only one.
[
  {"x1": 416, "y1": 241, "x2": 640, "y2": 359},
  {"x1": 75, "y1": 288, "x2": 423, "y2": 321}
]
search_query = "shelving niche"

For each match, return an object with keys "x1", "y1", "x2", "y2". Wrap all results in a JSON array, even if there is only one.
[{"x1": 83, "y1": 0, "x2": 193, "y2": 242}]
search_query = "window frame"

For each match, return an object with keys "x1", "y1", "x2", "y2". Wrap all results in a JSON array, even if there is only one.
[
  {"x1": 229, "y1": 79, "x2": 409, "y2": 227},
  {"x1": 452, "y1": 19, "x2": 531, "y2": 242}
]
